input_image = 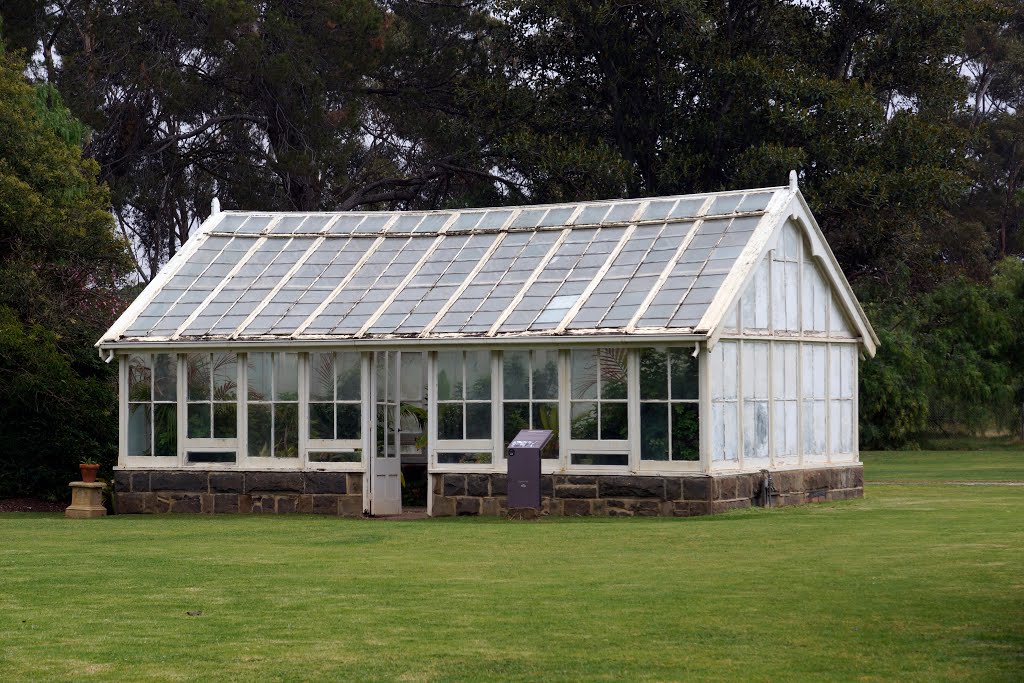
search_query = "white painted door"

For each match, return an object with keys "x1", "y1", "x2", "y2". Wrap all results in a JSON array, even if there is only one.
[{"x1": 371, "y1": 351, "x2": 402, "y2": 516}]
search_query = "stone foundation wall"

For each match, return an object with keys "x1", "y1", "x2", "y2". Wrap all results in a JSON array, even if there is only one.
[
  {"x1": 431, "y1": 465, "x2": 863, "y2": 517},
  {"x1": 113, "y1": 470, "x2": 364, "y2": 516}
]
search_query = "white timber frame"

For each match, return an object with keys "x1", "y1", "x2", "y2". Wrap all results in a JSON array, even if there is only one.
[{"x1": 107, "y1": 179, "x2": 879, "y2": 497}]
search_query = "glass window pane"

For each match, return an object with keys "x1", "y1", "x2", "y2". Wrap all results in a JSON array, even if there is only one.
[
  {"x1": 671, "y1": 404, "x2": 700, "y2": 460},
  {"x1": 503, "y1": 351, "x2": 530, "y2": 400},
  {"x1": 212, "y1": 353, "x2": 237, "y2": 400},
  {"x1": 247, "y1": 404, "x2": 272, "y2": 457},
  {"x1": 465, "y1": 350, "x2": 491, "y2": 400},
  {"x1": 188, "y1": 451, "x2": 236, "y2": 463},
  {"x1": 275, "y1": 353, "x2": 299, "y2": 401},
  {"x1": 153, "y1": 354, "x2": 177, "y2": 401},
  {"x1": 532, "y1": 349, "x2": 559, "y2": 400},
  {"x1": 437, "y1": 452, "x2": 492, "y2": 464},
  {"x1": 601, "y1": 403, "x2": 628, "y2": 440},
  {"x1": 128, "y1": 355, "x2": 152, "y2": 402},
  {"x1": 187, "y1": 403, "x2": 211, "y2": 439},
  {"x1": 466, "y1": 402, "x2": 492, "y2": 439},
  {"x1": 309, "y1": 450, "x2": 362, "y2": 463},
  {"x1": 640, "y1": 348, "x2": 668, "y2": 400},
  {"x1": 337, "y1": 352, "x2": 362, "y2": 401},
  {"x1": 310, "y1": 353, "x2": 334, "y2": 401},
  {"x1": 600, "y1": 350, "x2": 628, "y2": 400},
  {"x1": 532, "y1": 402, "x2": 559, "y2": 456},
  {"x1": 187, "y1": 353, "x2": 211, "y2": 401},
  {"x1": 436, "y1": 351, "x2": 462, "y2": 401},
  {"x1": 571, "y1": 452, "x2": 627, "y2": 466},
  {"x1": 438, "y1": 403, "x2": 464, "y2": 439},
  {"x1": 274, "y1": 403, "x2": 299, "y2": 457},
  {"x1": 640, "y1": 403, "x2": 669, "y2": 460},
  {"x1": 310, "y1": 403, "x2": 334, "y2": 439},
  {"x1": 670, "y1": 348, "x2": 699, "y2": 400},
  {"x1": 214, "y1": 403, "x2": 237, "y2": 439},
  {"x1": 571, "y1": 402, "x2": 598, "y2": 439},
  {"x1": 400, "y1": 352, "x2": 424, "y2": 401},
  {"x1": 571, "y1": 349, "x2": 598, "y2": 399},
  {"x1": 154, "y1": 404, "x2": 177, "y2": 456},
  {"x1": 248, "y1": 353, "x2": 272, "y2": 400},
  {"x1": 127, "y1": 404, "x2": 152, "y2": 456},
  {"x1": 503, "y1": 403, "x2": 529, "y2": 445},
  {"x1": 336, "y1": 404, "x2": 361, "y2": 440}
]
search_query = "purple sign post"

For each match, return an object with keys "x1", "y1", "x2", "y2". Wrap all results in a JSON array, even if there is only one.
[{"x1": 506, "y1": 429, "x2": 553, "y2": 509}]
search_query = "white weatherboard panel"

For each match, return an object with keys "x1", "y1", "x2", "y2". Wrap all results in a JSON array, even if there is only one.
[
  {"x1": 771, "y1": 222, "x2": 801, "y2": 333},
  {"x1": 709, "y1": 341, "x2": 739, "y2": 463},
  {"x1": 830, "y1": 344, "x2": 855, "y2": 457},
  {"x1": 772, "y1": 342, "x2": 800, "y2": 464},
  {"x1": 742, "y1": 341, "x2": 770, "y2": 466},
  {"x1": 802, "y1": 343, "x2": 828, "y2": 462},
  {"x1": 740, "y1": 256, "x2": 770, "y2": 332},
  {"x1": 829, "y1": 291, "x2": 855, "y2": 337},
  {"x1": 802, "y1": 259, "x2": 829, "y2": 333}
]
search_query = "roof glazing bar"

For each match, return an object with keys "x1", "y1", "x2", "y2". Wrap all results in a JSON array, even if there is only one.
[
  {"x1": 354, "y1": 234, "x2": 446, "y2": 337},
  {"x1": 171, "y1": 235, "x2": 269, "y2": 339},
  {"x1": 625, "y1": 196, "x2": 715, "y2": 332},
  {"x1": 231, "y1": 235, "x2": 327, "y2": 339},
  {"x1": 291, "y1": 235, "x2": 387, "y2": 337},
  {"x1": 419, "y1": 232, "x2": 508, "y2": 336},
  {"x1": 554, "y1": 223, "x2": 637, "y2": 333},
  {"x1": 483, "y1": 210, "x2": 581, "y2": 335}
]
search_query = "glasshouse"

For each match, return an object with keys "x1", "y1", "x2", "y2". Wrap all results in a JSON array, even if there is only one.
[{"x1": 98, "y1": 174, "x2": 877, "y2": 517}]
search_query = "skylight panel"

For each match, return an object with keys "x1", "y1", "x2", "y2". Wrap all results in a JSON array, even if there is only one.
[
  {"x1": 236, "y1": 216, "x2": 272, "y2": 233},
  {"x1": 269, "y1": 216, "x2": 307, "y2": 234},
  {"x1": 509, "y1": 208, "x2": 546, "y2": 229},
  {"x1": 602, "y1": 202, "x2": 640, "y2": 223},
  {"x1": 737, "y1": 192, "x2": 773, "y2": 212},
  {"x1": 641, "y1": 200, "x2": 677, "y2": 221},
  {"x1": 709, "y1": 194, "x2": 744, "y2": 215},
  {"x1": 537, "y1": 206, "x2": 575, "y2": 227},
  {"x1": 328, "y1": 215, "x2": 366, "y2": 233},
  {"x1": 573, "y1": 205, "x2": 610, "y2": 225},
  {"x1": 670, "y1": 198, "x2": 707, "y2": 218}
]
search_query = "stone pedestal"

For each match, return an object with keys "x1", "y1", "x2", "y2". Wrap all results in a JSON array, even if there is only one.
[{"x1": 66, "y1": 482, "x2": 107, "y2": 518}]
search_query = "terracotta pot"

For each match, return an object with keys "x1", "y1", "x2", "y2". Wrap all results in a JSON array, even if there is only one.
[{"x1": 79, "y1": 463, "x2": 100, "y2": 484}]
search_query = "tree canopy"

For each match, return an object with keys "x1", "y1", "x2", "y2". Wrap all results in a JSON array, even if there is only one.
[{"x1": 0, "y1": 1, "x2": 1021, "y2": 490}]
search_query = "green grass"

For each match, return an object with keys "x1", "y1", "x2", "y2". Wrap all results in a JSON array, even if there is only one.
[
  {"x1": 862, "y1": 448, "x2": 1024, "y2": 481},
  {"x1": 2, "y1": 455, "x2": 1023, "y2": 681}
]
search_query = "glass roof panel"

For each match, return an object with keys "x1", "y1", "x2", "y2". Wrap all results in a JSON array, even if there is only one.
[
  {"x1": 353, "y1": 215, "x2": 390, "y2": 233},
  {"x1": 236, "y1": 216, "x2": 272, "y2": 233},
  {"x1": 116, "y1": 189, "x2": 776, "y2": 339},
  {"x1": 537, "y1": 206, "x2": 575, "y2": 227},
  {"x1": 214, "y1": 214, "x2": 247, "y2": 232},
  {"x1": 737, "y1": 192, "x2": 773, "y2": 212},
  {"x1": 603, "y1": 202, "x2": 640, "y2": 223},
  {"x1": 269, "y1": 216, "x2": 307, "y2": 234},
  {"x1": 328, "y1": 215, "x2": 366, "y2": 234},
  {"x1": 670, "y1": 198, "x2": 707, "y2": 218},
  {"x1": 709, "y1": 194, "x2": 743, "y2": 215},
  {"x1": 476, "y1": 210, "x2": 513, "y2": 229},
  {"x1": 641, "y1": 200, "x2": 677, "y2": 221},
  {"x1": 573, "y1": 205, "x2": 610, "y2": 225}
]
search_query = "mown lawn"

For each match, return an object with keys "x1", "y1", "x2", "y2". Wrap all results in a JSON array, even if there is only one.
[
  {"x1": 862, "y1": 447, "x2": 1024, "y2": 482},
  {"x1": 1, "y1": 471, "x2": 1022, "y2": 681}
]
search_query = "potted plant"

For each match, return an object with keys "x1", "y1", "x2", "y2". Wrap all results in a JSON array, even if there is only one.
[{"x1": 79, "y1": 457, "x2": 100, "y2": 484}]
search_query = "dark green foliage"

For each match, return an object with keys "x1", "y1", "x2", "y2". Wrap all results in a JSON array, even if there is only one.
[
  {"x1": 860, "y1": 258, "x2": 1024, "y2": 448},
  {"x1": 0, "y1": 47, "x2": 130, "y2": 499}
]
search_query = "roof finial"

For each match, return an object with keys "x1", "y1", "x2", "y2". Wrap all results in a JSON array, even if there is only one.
[
  {"x1": 789, "y1": 170, "x2": 798, "y2": 192},
  {"x1": 211, "y1": 196, "x2": 221, "y2": 215}
]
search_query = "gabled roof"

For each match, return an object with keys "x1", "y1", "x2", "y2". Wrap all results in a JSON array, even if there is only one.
[{"x1": 97, "y1": 182, "x2": 876, "y2": 354}]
